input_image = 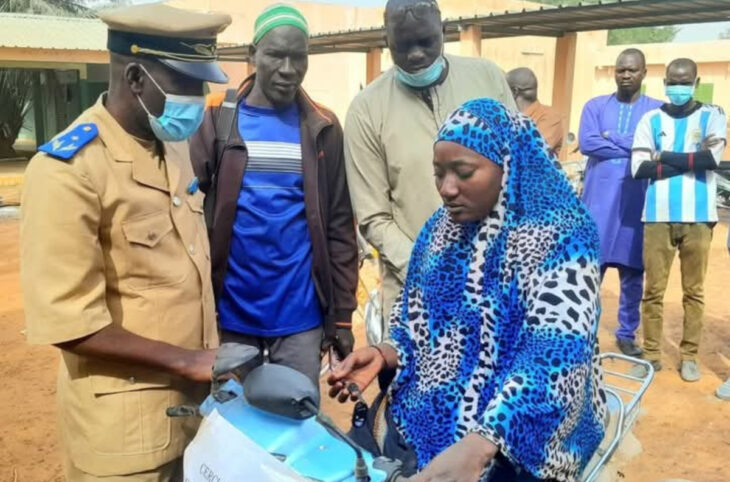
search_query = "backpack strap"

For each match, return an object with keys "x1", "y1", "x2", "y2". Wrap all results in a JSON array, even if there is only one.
[{"x1": 204, "y1": 88, "x2": 238, "y2": 230}]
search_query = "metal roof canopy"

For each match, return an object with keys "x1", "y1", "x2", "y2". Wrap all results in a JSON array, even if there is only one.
[
  {"x1": 0, "y1": 13, "x2": 106, "y2": 51},
  {"x1": 218, "y1": 0, "x2": 730, "y2": 61}
]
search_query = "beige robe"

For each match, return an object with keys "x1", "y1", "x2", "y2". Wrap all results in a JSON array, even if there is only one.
[{"x1": 344, "y1": 54, "x2": 516, "y2": 322}]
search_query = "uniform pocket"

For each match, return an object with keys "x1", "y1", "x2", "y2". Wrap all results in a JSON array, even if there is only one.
[
  {"x1": 121, "y1": 211, "x2": 188, "y2": 289},
  {"x1": 122, "y1": 210, "x2": 174, "y2": 247},
  {"x1": 88, "y1": 384, "x2": 172, "y2": 456},
  {"x1": 85, "y1": 357, "x2": 173, "y2": 456},
  {"x1": 186, "y1": 190, "x2": 205, "y2": 214},
  {"x1": 89, "y1": 360, "x2": 171, "y2": 395}
]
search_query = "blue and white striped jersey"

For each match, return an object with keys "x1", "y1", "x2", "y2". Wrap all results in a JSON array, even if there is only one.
[{"x1": 632, "y1": 103, "x2": 727, "y2": 223}]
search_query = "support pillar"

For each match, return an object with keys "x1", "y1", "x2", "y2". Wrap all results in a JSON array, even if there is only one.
[
  {"x1": 459, "y1": 24, "x2": 482, "y2": 58},
  {"x1": 366, "y1": 48, "x2": 381, "y2": 84},
  {"x1": 32, "y1": 71, "x2": 46, "y2": 147},
  {"x1": 80, "y1": 79, "x2": 91, "y2": 112},
  {"x1": 552, "y1": 33, "x2": 577, "y2": 162},
  {"x1": 245, "y1": 61, "x2": 255, "y2": 76}
]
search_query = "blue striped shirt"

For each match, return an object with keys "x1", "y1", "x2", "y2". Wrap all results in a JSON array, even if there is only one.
[{"x1": 218, "y1": 101, "x2": 322, "y2": 336}]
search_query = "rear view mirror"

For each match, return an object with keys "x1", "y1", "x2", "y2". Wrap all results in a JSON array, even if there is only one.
[
  {"x1": 213, "y1": 343, "x2": 262, "y2": 380},
  {"x1": 212, "y1": 343, "x2": 262, "y2": 403},
  {"x1": 243, "y1": 364, "x2": 320, "y2": 420}
]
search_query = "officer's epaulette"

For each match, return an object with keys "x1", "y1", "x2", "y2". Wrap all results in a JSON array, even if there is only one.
[{"x1": 38, "y1": 123, "x2": 98, "y2": 161}]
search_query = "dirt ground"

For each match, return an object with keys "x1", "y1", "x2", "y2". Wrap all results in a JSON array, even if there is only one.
[
  {"x1": 0, "y1": 161, "x2": 25, "y2": 206},
  {"x1": 0, "y1": 216, "x2": 728, "y2": 482}
]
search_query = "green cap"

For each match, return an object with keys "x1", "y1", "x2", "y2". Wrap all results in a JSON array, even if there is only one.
[{"x1": 253, "y1": 4, "x2": 309, "y2": 45}]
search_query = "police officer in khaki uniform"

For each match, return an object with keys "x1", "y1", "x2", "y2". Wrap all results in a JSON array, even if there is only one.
[{"x1": 20, "y1": 4, "x2": 231, "y2": 480}]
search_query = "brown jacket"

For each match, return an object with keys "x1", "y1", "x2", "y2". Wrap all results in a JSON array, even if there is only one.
[
  {"x1": 524, "y1": 100, "x2": 565, "y2": 155},
  {"x1": 189, "y1": 76, "x2": 358, "y2": 339}
]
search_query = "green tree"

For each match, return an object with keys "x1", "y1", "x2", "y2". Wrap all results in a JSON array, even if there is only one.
[
  {"x1": 0, "y1": 70, "x2": 33, "y2": 158},
  {"x1": 607, "y1": 26, "x2": 679, "y2": 45},
  {"x1": 536, "y1": 1, "x2": 679, "y2": 45},
  {"x1": 0, "y1": 0, "x2": 92, "y2": 157}
]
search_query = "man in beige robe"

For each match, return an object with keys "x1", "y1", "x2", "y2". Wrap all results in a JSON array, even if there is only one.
[{"x1": 344, "y1": 0, "x2": 516, "y2": 323}]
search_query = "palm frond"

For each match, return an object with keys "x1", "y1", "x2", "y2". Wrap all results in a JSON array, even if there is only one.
[
  {"x1": 0, "y1": 70, "x2": 34, "y2": 145},
  {"x1": 0, "y1": 0, "x2": 95, "y2": 17}
]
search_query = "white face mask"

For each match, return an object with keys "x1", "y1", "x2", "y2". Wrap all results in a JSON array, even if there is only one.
[
  {"x1": 136, "y1": 65, "x2": 205, "y2": 142},
  {"x1": 395, "y1": 56, "x2": 446, "y2": 88}
]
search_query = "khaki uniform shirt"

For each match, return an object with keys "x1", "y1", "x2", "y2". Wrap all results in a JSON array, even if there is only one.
[
  {"x1": 344, "y1": 54, "x2": 516, "y2": 321},
  {"x1": 20, "y1": 96, "x2": 218, "y2": 476}
]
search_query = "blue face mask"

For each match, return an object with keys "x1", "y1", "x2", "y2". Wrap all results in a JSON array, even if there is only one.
[
  {"x1": 137, "y1": 66, "x2": 205, "y2": 142},
  {"x1": 665, "y1": 84, "x2": 695, "y2": 106},
  {"x1": 395, "y1": 56, "x2": 446, "y2": 89}
]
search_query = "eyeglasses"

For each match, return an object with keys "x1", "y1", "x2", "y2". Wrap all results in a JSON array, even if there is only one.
[{"x1": 386, "y1": 1, "x2": 441, "y2": 25}]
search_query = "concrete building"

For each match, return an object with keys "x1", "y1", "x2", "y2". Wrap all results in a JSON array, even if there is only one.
[
  {"x1": 561, "y1": 30, "x2": 730, "y2": 159},
  {"x1": 1, "y1": 0, "x2": 729, "y2": 160},
  {"x1": 0, "y1": 14, "x2": 110, "y2": 151},
  {"x1": 0, "y1": 0, "x2": 561, "y2": 152}
]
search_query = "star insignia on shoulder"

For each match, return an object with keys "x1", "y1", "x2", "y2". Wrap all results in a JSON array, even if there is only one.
[{"x1": 38, "y1": 123, "x2": 98, "y2": 161}]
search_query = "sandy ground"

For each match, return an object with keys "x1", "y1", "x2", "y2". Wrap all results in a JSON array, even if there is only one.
[
  {"x1": 0, "y1": 216, "x2": 728, "y2": 482},
  {"x1": 0, "y1": 161, "x2": 26, "y2": 207}
]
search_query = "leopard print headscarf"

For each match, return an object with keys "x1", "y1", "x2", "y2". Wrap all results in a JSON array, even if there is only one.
[{"x1": 388, "y1": 98, "x2": 607, "y2": 482}]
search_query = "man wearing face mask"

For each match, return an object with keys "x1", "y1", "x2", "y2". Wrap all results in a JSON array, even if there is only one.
[
  {"x1": 189, "y1": 4, "x2": 358, "y2": 386},
  {"x1": 20, "y1": 4, "x2": 230, "y2": 480},
  {"x1": 344, "y1": 0, "x2": 516, "y2": 323},
  {"x1": 631, "y1": 58, "x2": 727, "y2": 382}
]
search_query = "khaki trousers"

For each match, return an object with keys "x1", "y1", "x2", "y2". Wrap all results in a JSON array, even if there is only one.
[{"x1": 642, "y1": 223, "x2": 713, "y2": 362}]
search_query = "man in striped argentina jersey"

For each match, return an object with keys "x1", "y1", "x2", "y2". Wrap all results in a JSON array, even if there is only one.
[{"x1": 631, "y1": 58, "x2": 727, "y2": 382}]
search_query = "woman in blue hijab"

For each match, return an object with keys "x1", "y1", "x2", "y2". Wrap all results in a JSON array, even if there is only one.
[{"x1": 330, "y1": 98, "x2": 606, "y2": 482}]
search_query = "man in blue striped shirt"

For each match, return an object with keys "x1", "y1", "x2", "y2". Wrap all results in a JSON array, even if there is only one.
[
  {"x1": 631, "y1": 58, "x2": 727, "y2": 381},
  {"x1": 190, "y1": 5, "x2": 359, "y2": 387}
]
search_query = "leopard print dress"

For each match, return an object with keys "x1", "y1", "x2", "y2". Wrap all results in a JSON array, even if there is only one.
[{"x1": 387, "y1": 99, "x2": 607, "y2": 482}]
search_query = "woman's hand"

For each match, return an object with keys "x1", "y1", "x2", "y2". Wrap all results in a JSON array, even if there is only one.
[
  {"x1": 326, "y1": 345, "x2": 393, "y2": 402},
  {"x1": 409, "y1": 434, "x2": 498, "y2": 482}
]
